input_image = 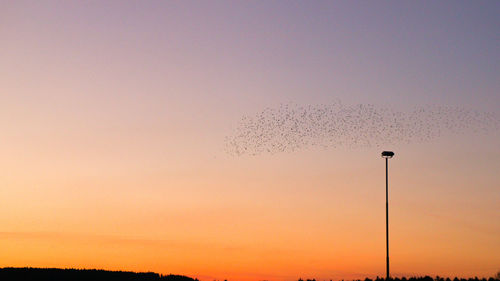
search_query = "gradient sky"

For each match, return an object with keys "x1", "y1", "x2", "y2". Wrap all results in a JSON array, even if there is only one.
[{"x1": 1, "y1": 1, "x2": 499, "y2": 281}]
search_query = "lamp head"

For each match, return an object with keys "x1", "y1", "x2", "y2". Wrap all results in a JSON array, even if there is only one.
[{"x1": 381, "y1": 151, "x2": 395, "y2": 159}]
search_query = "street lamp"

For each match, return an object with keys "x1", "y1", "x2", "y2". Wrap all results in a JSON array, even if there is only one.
[{"x1": 381, "y1": 151, "x2": 394, "y2": 280}]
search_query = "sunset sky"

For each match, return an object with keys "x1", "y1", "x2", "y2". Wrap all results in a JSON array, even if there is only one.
[{"x1": 1, "y1": 1, "x2": 499, "y2": 281}]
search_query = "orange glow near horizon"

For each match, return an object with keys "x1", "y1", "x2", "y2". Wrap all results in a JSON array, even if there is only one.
[{"x1": 1, "y1": 143, "x2": 499, "y2": 280}]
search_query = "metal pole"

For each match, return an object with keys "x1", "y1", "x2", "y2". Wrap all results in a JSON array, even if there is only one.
[{"x1": 386, "y1": 157, "x2": 389, "y2": 280}]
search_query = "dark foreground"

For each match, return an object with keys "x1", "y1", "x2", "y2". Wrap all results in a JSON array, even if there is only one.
[
  {"x1": 0, "y1": 268, "x2": 198, "y2": 281},
  {"x1": 301, "y1": 277, "x2": 500, "y2": 281},
  {"x1": 1, "y1": 268, "x2": 499, "y2": 281}
]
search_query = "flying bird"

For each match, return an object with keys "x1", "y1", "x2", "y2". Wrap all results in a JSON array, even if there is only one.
[{"x1": 224, "y1": 101, "x2": 499, "y2": 156}]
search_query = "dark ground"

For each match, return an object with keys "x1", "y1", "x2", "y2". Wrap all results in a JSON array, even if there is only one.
[
  {"x1": 0, "y1": 267, "x2": 198, "y2": 281},
  {"x1": 1, "y1": 268, "x2": 499, "y2": 281}
]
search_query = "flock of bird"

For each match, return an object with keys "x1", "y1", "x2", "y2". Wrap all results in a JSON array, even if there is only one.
[{"x1": 224, "y1": 101, "x2": 499, "y2": 156}]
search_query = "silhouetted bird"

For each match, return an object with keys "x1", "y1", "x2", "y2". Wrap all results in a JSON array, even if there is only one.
[{"x1": 225, "y1": 101, "x2": 499, "y2": 156}]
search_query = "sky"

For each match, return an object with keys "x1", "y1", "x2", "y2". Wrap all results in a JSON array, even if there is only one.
[{"x1": 1, "y1": 1, "x2": 499, "y2": 280}]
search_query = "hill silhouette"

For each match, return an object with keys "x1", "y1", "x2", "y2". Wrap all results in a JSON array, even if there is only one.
[{"x1": 0, "y1": 267, "x2": 198, "y2": 281}]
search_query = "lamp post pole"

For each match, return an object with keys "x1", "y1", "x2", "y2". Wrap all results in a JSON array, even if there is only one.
[
  {"x1": 381, "y1": 151, "x2": 394, "y2": 281},
  {"x1": 386, "y1": 156, "x2": 389, "y2": 281}
]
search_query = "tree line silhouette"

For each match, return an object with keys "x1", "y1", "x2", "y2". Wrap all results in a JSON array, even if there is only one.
[
  {"x1": 298, "y1": 274, "x2": 500, "y2": 281},
  {"x1": 0, "y1": 267, "x2": 198, "y2": 281},
  {"x1": 1, "y1": 268, "x2": 499, "y2": 281}
]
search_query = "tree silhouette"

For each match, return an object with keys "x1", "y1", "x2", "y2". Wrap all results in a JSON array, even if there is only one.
[{"x1": 0, "y1": 268, "x2": 198, "y2": 281}]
